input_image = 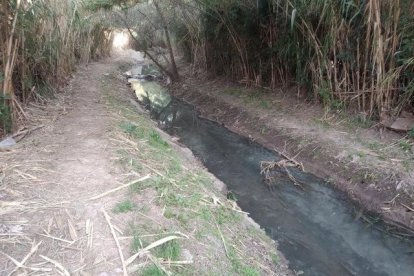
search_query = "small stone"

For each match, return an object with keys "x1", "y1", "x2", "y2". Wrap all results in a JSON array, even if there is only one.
[
  {"x1": 400, "y1": 111, "x2": 414, "y2": 119},
  {"x1": 9, "y1": 225, "x2": 23, "y2": 233},
  {"x1": 389, "y1": 117, "x2": 414, "y2": 132},
  {"x1": 396, "y1": 181, "x2": 404, "y2": 191},
  {"x1": 0, "y1": 136, "x2": 16, "y2": 149},
  {"x1": 182, "y1": 249, "x2": 193, "y2": 262}
]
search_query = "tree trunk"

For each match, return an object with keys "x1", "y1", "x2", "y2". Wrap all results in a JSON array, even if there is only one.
[
  {"x1": 153, "y1": 0, "x2": 180, "y2": 81},
  {"x1": 123, "y1": 25, "x2": 176, "y2": 81}
]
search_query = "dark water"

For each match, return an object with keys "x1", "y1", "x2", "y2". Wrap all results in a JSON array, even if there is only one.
[{"x1": 131, "y1": 80, "x2": 414, "y2": 276}]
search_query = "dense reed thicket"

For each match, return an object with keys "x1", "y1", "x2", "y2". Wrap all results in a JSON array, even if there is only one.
[
  {"x1": 3, "y1": 0, "x2": 412, "y2": 134},
  {"x1": 0, "y1": 0, "x2": 112, "y2": 134},
  {"x1": 174, "y1": 0, "x2": 414, "y2": 118}
]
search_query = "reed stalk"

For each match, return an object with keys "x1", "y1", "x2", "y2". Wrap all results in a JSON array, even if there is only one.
[{"x1": 0, "y1": 0, "x2": 112, "y2": 134}]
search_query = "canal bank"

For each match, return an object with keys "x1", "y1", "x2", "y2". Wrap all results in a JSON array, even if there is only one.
[{"x1": 124, "y1": 66, "x2": 414, "y2": 275}]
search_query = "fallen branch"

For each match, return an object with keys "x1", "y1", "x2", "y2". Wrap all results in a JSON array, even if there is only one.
[
  {"x1": 283, "y1": 167, "x2": 305, "y2": 190},
  {"x1": 260, "y1": 160, "x2": 305, "y2": 190},
  {"x1": 277, "y1": 150, "x2": 305, "y2": 171},
  {"x1": 103, "y1": 210, "x2": 128, "y2": 276},
  {"x1": 89, "y1": 175, "x2": 151, "y2": 200}
]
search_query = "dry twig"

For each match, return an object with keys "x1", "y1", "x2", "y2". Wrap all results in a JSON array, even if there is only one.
[
  {"x1": 1, "y1": 251, "x2": 52, "y2": 272},
  {"x1": 103, "y1": 210, "x2": 128, "y2": 276},
  {"x1": 125, "y1": 235, "x2": 182, "y2": 266},
  {"x1": 401, "y1": 203, "x2": 414, "y2": 212},
  {"x1": 40, "y1": 255, "x2": 70, "y2": 275},
  {"x1": 89, "y1": 175, "x2": 151, "y2": 200},
  {"x1": 6, "y1": 240, "x2": 42, "y2": 275},
  {"x1": 215, "y1": 221, "x2": 229, "y2": 258},
  {"x1": 39, "y1": 232, "x2": 73, "y2": 244}
]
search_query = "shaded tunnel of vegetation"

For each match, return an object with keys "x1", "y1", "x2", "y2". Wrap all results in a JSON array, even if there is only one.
[
  {"x1": 2, "y1": 0, "x2": 414, "y2": 135},
  {"x1": 1, "y1": 0, "x2": 414, "y2": 274}
]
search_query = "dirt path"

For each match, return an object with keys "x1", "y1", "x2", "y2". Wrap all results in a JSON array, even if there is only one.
[
  {"x1": 0, "y1": 58, "x2": 290, "y2": 275},
  {"x1": 0, "y1": 61, "x2": 129, "y2": 274}
]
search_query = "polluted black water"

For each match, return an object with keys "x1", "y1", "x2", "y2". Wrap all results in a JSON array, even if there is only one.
[{"x1": 128, "y1": 78, "x2": 414, "y2": 276}]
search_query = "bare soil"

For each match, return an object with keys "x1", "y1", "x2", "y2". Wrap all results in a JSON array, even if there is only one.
[
  {"x1": 0, "y1": 61, "x2": 131, "y2": 275},
  {"x1": 170, "y1": 71, "x2": 414, "y2": 234},
  {"x1": 0, "y1": 57, "x2": 291, "y2": 275}
]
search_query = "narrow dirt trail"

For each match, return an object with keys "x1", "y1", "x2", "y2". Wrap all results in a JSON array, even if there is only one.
[
  {"x1": 1, "y1": 55, "x2": 291, "y2": 276},
  {"x1": 1, "y1": 61, "x2": 131, "y2": 275}
]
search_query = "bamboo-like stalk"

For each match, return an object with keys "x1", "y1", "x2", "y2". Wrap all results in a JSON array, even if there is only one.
[
  {"x1": 176, "y1": 0, "x2": 413, "y2": 118},
  {"x1": 0, "y1": 0, "x2": 112, "y2": 134}
]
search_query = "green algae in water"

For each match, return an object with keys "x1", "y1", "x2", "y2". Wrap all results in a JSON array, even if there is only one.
[{"x1": 130, "y1": 80, "x2": 171, "y2": 113}]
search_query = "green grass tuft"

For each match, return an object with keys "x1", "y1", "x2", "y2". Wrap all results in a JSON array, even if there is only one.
[
  {"x1": 149, "y1": 130, "x2": 169, "y2": 148},
  {"x1": 227, "y1": 191, "x2": 238, "y2": 201},
  {"x1": 228, "y1": 248, "x2": 260, "y2": 276},
  {"x1": 131, "y1": 234, "x2": 142, "y2": 253},
  {"x1": 399, "y1": 140, "x2": 412, "y2": 152},
  {"x1": 259, "y1": 99, "x2": 271, "y2": 109},
  {"x1": 141, "y1": 265, "x2": 164, "y2": 276},
  {"x1": 113, "y1": 200, "x2": 135, "y2": 213},
  {"x1": 350, "y1": 115, "x2": 375, "y2": 129},
  {"x1": 271, "y1": 253, "x2": 280, "y2": 265},
  {"x1": 155, "y1": 239, "x2": 181, "y2": 261},
  {"x1": 408, "y1": 128, "x2": 414, "y2": 139}
]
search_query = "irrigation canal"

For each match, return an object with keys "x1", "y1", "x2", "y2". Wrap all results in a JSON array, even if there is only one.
[{"x1": 126, "y1": 67, "x2": 414, "y2": 276}]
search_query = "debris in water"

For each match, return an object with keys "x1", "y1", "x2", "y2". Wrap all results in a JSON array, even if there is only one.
[{"x1": 261, "y1": 160, "x2": 304, "y2": 190}]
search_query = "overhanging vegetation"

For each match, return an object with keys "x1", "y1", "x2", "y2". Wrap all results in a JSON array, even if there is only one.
[
  {"x1": 2, "y1": 0, "x2": 414, "y2": 131},
  {"x1": 173, "y1": 0, "x2": 414, "y2": 118}
]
